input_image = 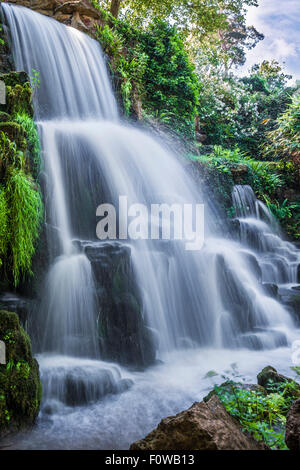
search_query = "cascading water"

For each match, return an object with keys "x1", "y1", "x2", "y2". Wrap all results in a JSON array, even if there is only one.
[
  {"x1": 233, "y1": 184, "x2": 300, "y2": 318},
  {"x1": 1, "y1": 3, "x2": 299, "y2": 449}
]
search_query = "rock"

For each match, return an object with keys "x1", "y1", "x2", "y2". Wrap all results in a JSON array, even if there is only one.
[
  {"x1": 81, "y1": 240, "x2": 156, "y2": 368},
  {"x1": 0, "y1": 292, "x2": 31, "y2": 327},
  {"x1": 257, "y1": 366, "x2": 295, "y2": 392},
  {"x1": 262, "y1": 282, "x2": 278, "y2": 299},
  {"x1": 2, "y1": 0, "x2": 105, "y2": 34},
  {"x1": 231, "y1": 164, "x2": 249, "y2": 184},
  {"x1": 0, "y1": 310, "x2": 42, "y2": 439},
  {"x1": 203, "y1": 381, "x2": 266, "y2": 403},
  {"x1": 285, "y1": 398, "x2": 300, "y2": 451},
  {"x1": 130, "y1": 395, "x2": 268, "y2": 450}
]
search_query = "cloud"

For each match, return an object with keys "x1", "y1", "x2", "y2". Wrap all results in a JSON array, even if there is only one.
[{"x1": 238, "y1": 0, "x2": 300, "y2": 79}]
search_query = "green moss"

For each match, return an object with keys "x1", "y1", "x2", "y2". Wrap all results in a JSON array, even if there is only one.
[
  {"x1": 5, "y1": 83, "x2": 33, "y2": 117},
  {"x1": 0, "y1": 310, "x2": 41, "y2": 437},
  {"x1": 0, "y1": 122, "x2": 26, "y2": 151}
]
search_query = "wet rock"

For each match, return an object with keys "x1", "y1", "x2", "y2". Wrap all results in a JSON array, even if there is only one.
[
  {"x1": 262, "y1": 283, "x2": 278, "y2": 299},
  {"x1": 82, "y1": 241, "x2": 156, "y2": 368},
  {"x1": 257, "y1": 366, "x2": 295, "y2": 393},
  {"x1": 285, "y1": 398, "x2": 300, "y2": 451},
  {"x1": 130, "y1": 395, "x2": 268, "y2": 450},
  {"x1": 278, "y1": 285, "x2": 300, "y2": 324},
  {"x1": 64, "y1": 370, "x2": 117, "y2": 406},
  {"x1": 203, "y1": 381, "x2": 267, "y2": 403},
  {"x1": 3, "y1": 0, "x2": 105, "y2": 34},
  {"x1": 0, "y1": 292, "x2": 31, "y2": 327},
  {"x1": 0, "y1": 310, "x2": 41, "y2": 439}
]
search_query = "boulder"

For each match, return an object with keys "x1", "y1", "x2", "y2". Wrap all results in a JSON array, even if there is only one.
[
  {"x1": 285, "y1": 398, "x2": 300, "y2": 451},
  {"x1": 0, "y1": 310, "x2": 42, "y2": 439},
  {"x1": 81, "y1": 241, "x2": 156, "y2": 368},
  {"x1": 203, "y1": 381, "x2": 266, "y2": 403},
  {"x1": 130, "y1": 395, "x2": 268, "y2": 450},
  {"x1": 2, "y1": 0, "x2": 104, "y2": 34},
  {"x1": 262, "y1": 282, "x2": 278, "y2": 299},
  {"x1": 257, "y1": 366, "x2": 296, "y2": 393}
]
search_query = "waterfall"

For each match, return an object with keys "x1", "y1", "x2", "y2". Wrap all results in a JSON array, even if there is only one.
[
  {"x1": 1, "y1": 3, "x2": 299, "y2": 450},
  {"x1": 2, "y1": 3, "x2": 297, "y2": 359},
  {"x1": 233, "y1": 185, "x2": 300, "y2": 317}
]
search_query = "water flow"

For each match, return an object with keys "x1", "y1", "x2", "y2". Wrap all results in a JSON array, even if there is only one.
[
  {"x1": 3, "y1": 3, "x2": 297, "y2": 357},
  {"x1": 2, "y1": 3, "x2": 300, "y2": 450},
  {"x1": 232, "y1": 185, "x2": 300, "y2": 285}
]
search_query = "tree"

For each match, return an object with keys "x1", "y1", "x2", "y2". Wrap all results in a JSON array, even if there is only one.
[
  {"x1": 110, "y1": 0, "x2": 122, "y2": 18},
  {"x1": 96, "y1": 1, "x2": 263, "y2": 74}
]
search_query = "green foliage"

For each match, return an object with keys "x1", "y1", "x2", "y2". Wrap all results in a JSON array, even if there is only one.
[
  {"x1": 96, "y1": 17, "x2": 199, "y2": 137},
  {"x1": 139, "y1": 20, "x2": 199, "y2": 138},
  {"x1": 215, "y1": 379, "x2": 300, "y2": 449},
  {"x1": 264, "y1": 93, "x2": 300, "y2": 162},
  {"x1": 95, "y1": 22, "x2": 148, "y2": 117},
  {"x1": 14, "y1": 113, "x2": 41, "y2": 178},
  {"x1": 246, "y1": 160, "x2": 284, "y2": 195},
  {"x1": 291, "y1": 366, "x2": 300, "y2": 376},
  {"x1": 5, "y1": 167, "x2": 43, "y2": 286},
  {"x1": 30, "y1": 69, "x2": 40, "y2": 94},
  {"x1": 0, "y1": 186, "x2": 8, "y2": 263},
  {"x1": 263, "y1": 197, "x2": 298, "y2": 222},
  {"x1": 197, "y1": 62, "x2": 295, "y2": 157},
  {"x1": 0, "y1": 131, "x2": 25, "y2": 169},
  {"x1": 0, "y1": 131, "x2": 43, "y2": 286}
]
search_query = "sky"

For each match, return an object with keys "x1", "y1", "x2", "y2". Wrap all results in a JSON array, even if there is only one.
[{"x1": 239, "y1": 0, "x2": 300, "y2": 82}]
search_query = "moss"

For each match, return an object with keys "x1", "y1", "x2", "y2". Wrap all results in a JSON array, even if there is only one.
[
  {"x1": 0, "y1": 71, "x2": 30, "y2": 88},
  {"x1": 0, "y1": 122, "x2": 26, "y2": 150},
  {"x1": 0, "y1": 112, "x2": 10, "y2": 122},
  {"x1": 0, "y1": 310, "x2": 41, "y2": 438},
  {"x1": 5, "y1": 83, "x2": 33, "y2": 117}
]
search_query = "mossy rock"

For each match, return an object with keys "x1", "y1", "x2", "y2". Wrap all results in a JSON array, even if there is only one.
[
  {"x1": 0, "y1": 71, "x2": 30, "y2": 88},
  {"x1": 0, "y1": 310, "x2": 42, "y2": 438},
  {"x1": 0, "y1": 72, "x2": 33, "y2": 116},
  {"x1": 257, "y1": 366, "x2": 300, "y2": 396},
  {"x1": 203, "y1": 380, "x2": 267, "y2": 403},
  {"x1": 0, "y1": 112, "x2": 11, "y2": 123},
  {"x1": 6, "y1": 83, "x2": 33, "y2": 117},
  {"x1": 0, "y1": 122, "x2": 27, "y2": 150}
]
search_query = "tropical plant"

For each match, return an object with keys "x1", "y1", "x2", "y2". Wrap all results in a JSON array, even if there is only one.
[{"x1": 215, "y1": 379, "x2": 300, "y2": 450}]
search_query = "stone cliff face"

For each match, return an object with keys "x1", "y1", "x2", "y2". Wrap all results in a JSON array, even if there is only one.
[{"x1": 2, "y1": 0, "x2": 104, "y2": 34}]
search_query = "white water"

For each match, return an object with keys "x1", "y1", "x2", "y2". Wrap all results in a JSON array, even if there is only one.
[
  {"x1": 2, "y1": 4, "x2": 300, "y2": 450},
  {"x1": 233, "y1": 185, "x2": 300, "y2": 288},
  {"x1": 2, "y1": 348, "x2": 299, "y2": 450}
]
